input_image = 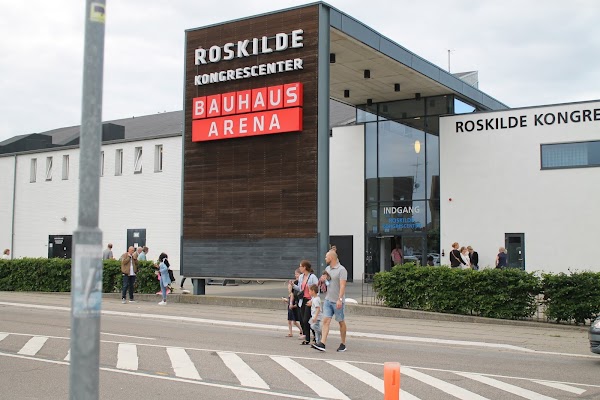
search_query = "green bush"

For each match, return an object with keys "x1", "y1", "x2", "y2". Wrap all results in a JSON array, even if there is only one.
[
  {"x1": 0, "y1": 258, "x2": 160, "y2": 294},
  {"x1": 373, "y1": 263, "x2": 540, "y2": 319},
  {"x1": 542, "y1": 271, "x2": 600, "y2": 324}
]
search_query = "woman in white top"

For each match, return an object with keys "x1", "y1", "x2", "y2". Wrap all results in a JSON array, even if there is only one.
[{"x1": 459, "y1": 247, "x2": 471, "y2": 269}]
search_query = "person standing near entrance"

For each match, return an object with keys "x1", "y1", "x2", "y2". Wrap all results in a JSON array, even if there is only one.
[
  {"x1": 391, "y1": 241, "x2": 403, "y2": 266},
  {"x1": 138, "y1": 246, "x2": 148, "y2": 261},
  {"x1": 312, "y1": 250, "x2": 348, "y2": 352},
  {"x1": 102, "y1": 243, "x2": 113, "y2": 260},
  {"x1": 449, "y1": 242, "x2": 466, "y2": 268},
  {"x1": 467, "y1": 246, "x2": 479, "y2": 270},
  {"x1": 120, "y1": 246, "x2": 138, "y2": 303},
  {"x1": 496, "y1": 247, "x2": 508, "y2": 269}
]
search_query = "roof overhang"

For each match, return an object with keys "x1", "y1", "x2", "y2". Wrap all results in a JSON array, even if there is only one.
[{"x1": 327, "y1": 5, "x2": 507, "y2": 111}]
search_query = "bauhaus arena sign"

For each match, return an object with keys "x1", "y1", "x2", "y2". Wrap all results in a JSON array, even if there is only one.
[{"x1": 191, "y1": 82, "x2": 303, "y2": 142}]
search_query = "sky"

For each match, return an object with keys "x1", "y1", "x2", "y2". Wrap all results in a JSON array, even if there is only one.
[{"x1": 1, "y1": 0, "x2": 599, "y2": 142}]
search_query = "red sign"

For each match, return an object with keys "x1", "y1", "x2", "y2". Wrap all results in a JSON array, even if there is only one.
[
  {"x1": 192, "y1": 108, "x2": 302, "y2": 142},
  {"x1": 192, "y1": 82, "x2": 303, "y2": 142}
]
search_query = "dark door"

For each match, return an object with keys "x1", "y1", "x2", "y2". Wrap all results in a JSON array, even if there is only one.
[
  {"x1": 329, "y1": 235, "x2": 353, "y2": 282},
  {"x1": 505, "y1": 233, "x2": 525, "y2": 270},
  {"x1": 48, "y1": 235, "x2": 73, "y2": 259},
  {"x1": 126, "y1": 229, "x2": 146, "y2": 250}
]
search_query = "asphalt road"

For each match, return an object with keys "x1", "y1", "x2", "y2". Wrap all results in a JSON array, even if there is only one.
[{"x1": 1, "y1": 292, "x2": 599, "y2": 399}]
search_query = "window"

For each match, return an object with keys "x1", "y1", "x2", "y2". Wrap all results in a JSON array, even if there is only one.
[
  {"x1": 30, "y1": 158, "x2": 37, "y2": 183},
  {"x1": 100, "y1": 151, "x2": 104, "y2": 177},
  {"x1": 46, "y1": 157, "x2": 53, "y2": 181},
  {"x1": 62, "y1": 155, "x2": 69, "y2": 180},
  {"x1": 541, "y1": 140, "x2": 600, "y2": 169},
  {"x1": 154, "y1": 145, "x2": 163, "y2": 172},
  {"x1": 115, "y1": 149, "x2": 123, "y2": 176},
  {"x1": 134, "y1": 147, "x2": 143, "y2": 174}
]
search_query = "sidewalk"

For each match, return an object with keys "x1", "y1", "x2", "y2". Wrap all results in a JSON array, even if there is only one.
[{"x1": 136, "y1": 273, "x2": 588, "y2": 331}]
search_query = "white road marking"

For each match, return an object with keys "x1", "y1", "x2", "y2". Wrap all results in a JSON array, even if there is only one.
[
  {"x1": 271, "y1": 356, "x2": 350, "y2": 400},
  {"x1": 166, "y1": 347, "x2": 201, "y2": 380},
  {"x1": 533, "y1": 380, "x2": 586, "y2": 395},
  {"x1": 66, "y1": 328, "x2": 156, "y2": 341},
  {"x1": 0, "y1": 351, "x2": 324, "y2": 400},
  {"x1": 17, "y1": 336, "x2": 48, "y2": 356},
  {"x1": 64, "y1": 349, "x2": 70, "y2": 361},
  {"x1": 457, "y1": 372, "x2": 557, "y2": 400},
  {"x1": 218, "y1": 351, "x2": 269, "y2": 389},
  {"x1": 327, "y1": 360, "x2": 421, "y2": 400},
  {"x1": 1, "y1": 328, "x2": 599, "y2": 395},
  {"x1": 0, "y1": 333, "x2": 7, "y2": 342},
  {"x1": 116, "y1": 343, "x2": 138, "y2": 370},
  {"x1": 403, "y1": 367, "x2": 490, "y2": 400}
]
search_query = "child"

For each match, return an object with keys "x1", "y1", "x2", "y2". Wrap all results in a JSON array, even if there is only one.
[
  {"x1": 308, "y1": 284, "x2": 322, "y2": 344},
  {"x1": 284, "y1": 269, "x2": 303, "y2": 337}
]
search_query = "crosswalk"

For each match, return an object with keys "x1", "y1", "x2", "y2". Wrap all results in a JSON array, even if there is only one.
[{"x1": 0, "y1": 331, "x2": 595, "y2": 400}]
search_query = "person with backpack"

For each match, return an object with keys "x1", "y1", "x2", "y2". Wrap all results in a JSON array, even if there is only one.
[{"x1": 292, "y1": 260, "x2": 318, "y2": 345}]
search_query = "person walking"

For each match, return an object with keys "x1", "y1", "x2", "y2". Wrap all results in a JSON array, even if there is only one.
[
  {"x1": 284, "y1": 269, "x2": 303, "y2": 337},
  {"x1": 467, "y1": 246, "x2": 479, "y2": 270},
  {"x1": 2, "y1": 249, "x2": 10, "y2": 260},
  {"x1": 496, "y1": 247, "x2": 508, "y2": 269},
  {"x1": 391, "y1": 241, "x2": 403, "y2": 266},
  {"x1": 312, "y1": 250, "x2": 348, "y2": 353},
  {"x1": 293, "y1": 260, "x2": 318, "y2": 345},
  {"x1": 102, "y1": 244, "x2": 113, "y2": 260},
  {"x1": 120, "y1": 246, "x2": 138, "y2": 303},
  {"x1": 449, "y1": 242, "x2": 466, "y2": 268},
  {"x1": 308, "y1": 284, "x2": 322, "y2": 344},
  {"x1": 157, "y1": 252, "x2": 171, "y2": 305}
]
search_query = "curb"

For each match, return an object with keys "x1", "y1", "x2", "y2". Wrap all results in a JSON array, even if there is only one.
[{"x1": 102, "y1": 293, "x2": 588, "y2": 332}]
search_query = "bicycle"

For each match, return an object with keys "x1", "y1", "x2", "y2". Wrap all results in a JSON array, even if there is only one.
[{"x1": 240, "y1": 280, "x2": 265, "y2": 284}]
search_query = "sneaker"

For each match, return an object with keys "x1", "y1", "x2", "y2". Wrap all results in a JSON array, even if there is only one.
[
  {"x1": 121, "y1": 299, "x2": 126, "y2": 304},
  {"x1": 336, "y1": 343, "x2": 347, "y2": 352},
  {"x1": 311, "y1": 342, "x2": 326, "y2": 352},
  {"x1": 129, "y1": 300, "x2": 136, "y2": 303},
  {"x1": 158, "y1": 301, "x2": 167, "y2": 306}
]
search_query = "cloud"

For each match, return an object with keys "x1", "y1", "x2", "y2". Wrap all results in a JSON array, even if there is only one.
[{"x1": 1, "y1": 0, "x2": 599, "y2": 141}]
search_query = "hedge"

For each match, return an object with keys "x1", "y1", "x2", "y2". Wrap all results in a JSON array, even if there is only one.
[
  {"x1": 0, "y1": 258, "x2": 161, "y2": 294},
  {"x1": 374, "y1": 263, "x2": 600, "y2": 323}
]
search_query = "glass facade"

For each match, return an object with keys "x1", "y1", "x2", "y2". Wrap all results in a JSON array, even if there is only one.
[{"x1": 359, "y1": 95, "x2": 473, "y2": 275}]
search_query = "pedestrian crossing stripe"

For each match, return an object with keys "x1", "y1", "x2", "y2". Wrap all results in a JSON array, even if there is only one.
[{"x1": 0, "y1": 331, "x2": 594, "y2": 399}]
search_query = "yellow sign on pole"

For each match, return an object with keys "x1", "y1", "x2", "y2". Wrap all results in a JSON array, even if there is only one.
[{"x1": 90, "y1": 2, "x2": 105, "y2": 23}]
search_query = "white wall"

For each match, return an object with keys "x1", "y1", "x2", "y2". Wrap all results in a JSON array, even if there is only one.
[
  {"x1": 0, "y1": 155, "x2": 16, "y2": 255},
  {"x1": 330, "y1": 124, "x2": 365, "y2": 281},
  {"x1": 440, "y1": 100, "x2": 600, "y2": 273},
  {"x1": 2, "y1": 135, "x2": 182, "y2": 269}
]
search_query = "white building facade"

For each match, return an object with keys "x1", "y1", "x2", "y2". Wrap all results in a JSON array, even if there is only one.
[
  {"x1": 439, "y1": 100, "x2": 600, "y2": 273},
  {"x1": 0, "y1": 134, "x2": 182, "y2": 269}
]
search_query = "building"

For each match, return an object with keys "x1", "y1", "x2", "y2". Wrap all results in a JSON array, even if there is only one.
[
  {"x1": 440, "y1": 100, "x2": 600, "y2": 273},
  {"x1": 1, "y1": 2, "x2": 520, "y2": 288}
]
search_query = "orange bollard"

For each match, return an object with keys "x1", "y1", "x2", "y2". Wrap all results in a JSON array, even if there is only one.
[{"x1": 384, "y1": 362, "x2": 400, "y2": 400}]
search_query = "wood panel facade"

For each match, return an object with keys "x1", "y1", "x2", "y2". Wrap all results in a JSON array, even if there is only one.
[{"x1": 182, "y1": 5, "x2": 321, "y2": 278}]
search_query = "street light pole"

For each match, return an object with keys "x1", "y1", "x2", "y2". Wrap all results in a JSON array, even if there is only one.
[{"x1": 70, "y1": 2, "x2": 106, "y2": 399}]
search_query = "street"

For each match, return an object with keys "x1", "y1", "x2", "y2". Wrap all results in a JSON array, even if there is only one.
[{"x1": 0, "y1": 292, "x2": 599, "y2": 399}]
